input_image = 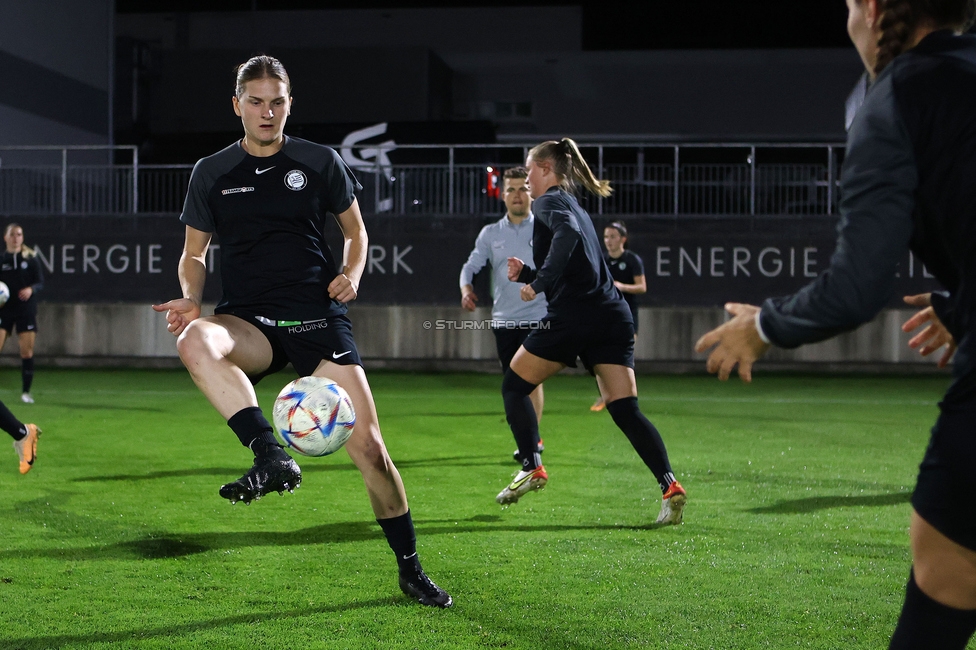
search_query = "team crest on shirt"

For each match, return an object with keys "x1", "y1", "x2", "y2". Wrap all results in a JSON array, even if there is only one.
[
  {"x1": 618, "y1": 262, "x2": 627, "y2": 270},
  {"x1": 20, "y1": 261, "x2": 27, "y2": 269},
  {"x1": 284, "y1": 170, "x2": 307, "y2": 191}
]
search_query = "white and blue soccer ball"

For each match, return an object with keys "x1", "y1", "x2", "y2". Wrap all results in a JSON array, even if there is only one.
[
  {"x1": 0, "y1": 282, "x2": 10, "y2": 308},
  {"x1": 272, "y1": 376, "x2": 356, "y2": 457}
]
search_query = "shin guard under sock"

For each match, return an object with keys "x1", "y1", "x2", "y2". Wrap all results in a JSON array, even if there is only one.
[
  {"x1": 0, "y1": 400, "x2": 27, "y2": 440},
  {"x1": 502, "y1": 370, "x2": 541, "y2": 470},
  {"x1": 889, "y1": 569, "x2": 976, "y2": 649},
  {"x1": 227, "y1": 406, "x2": 279, "y2": 456},
  {"x1": 606, "y1": 396, "x2": 675, "y2": 493},
  {"x1": 377, "y1": 510, "x2": 422, "y2": 574}
]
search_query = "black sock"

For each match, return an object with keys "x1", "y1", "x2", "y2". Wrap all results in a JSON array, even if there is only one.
[
  {"x1": 606, "y1": 396, "x2": 675, "y2": 494},
  {"x1": 889, "y1": 568, "x2": 976, "y2": 649},
  {"x1": 227, "y1": 407, "x2": 280, "y2": 456},
  {"x1": 377, "y1": 510, "x2": 422, "y2": 574},
  {"x1": 21, "y1": 357, "x2": 34, "y2": 394},
  {"x1": 501, "y1": 369, "x2": 541, "y2": 470},
  {"x1": 0, "y1": 400, "x2": 27, "y2": 440}
]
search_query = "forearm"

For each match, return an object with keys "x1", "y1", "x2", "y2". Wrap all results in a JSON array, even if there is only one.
[
  {"x1": 179, "y1": 251, "x2": 207, "y2": 305},
  {"x1": 342, "y1": 229, "x2": 367, "y2": 287}
]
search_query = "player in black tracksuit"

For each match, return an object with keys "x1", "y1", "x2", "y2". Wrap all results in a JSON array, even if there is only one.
[
  {"x1": 152, "y1": 55, "x2": 451, "y2": 608},
  {"x1": 696, "y1": 2, "x2": 976, "y2": 647},
  {"x1": 497, "y1": 137, "x2": 686, "y2": 526},
  {"x1": 0, "y1": 223, "x2": 44, "y2": 404},
  {"x1": 591, "y1": 221, "x2": 646, "y2": 412}
]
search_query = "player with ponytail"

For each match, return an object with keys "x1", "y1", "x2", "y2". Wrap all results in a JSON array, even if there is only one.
[
  {"x1": 499, "y1": 137, "x2": 686, "y2": 526},
  {"x1": 697, "y1": 1, "x2": 976, "y2": 647}
]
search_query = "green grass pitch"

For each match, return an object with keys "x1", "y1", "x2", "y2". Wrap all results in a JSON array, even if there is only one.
[{"x1": 0, "y1": 368, "x2": 963, "y2": 649}]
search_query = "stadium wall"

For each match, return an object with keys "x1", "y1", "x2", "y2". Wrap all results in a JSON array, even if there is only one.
[{"x1": 6, "y1": 303, "x2": 945, "y2": 375}]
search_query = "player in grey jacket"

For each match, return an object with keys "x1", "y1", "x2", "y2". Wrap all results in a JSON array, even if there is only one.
[
  {"x1": 696, "y1": 2, "x2": 976, "y2": 647},
  {"x1": 460, "y1": 167, "x2": 548, "y2": 462}
]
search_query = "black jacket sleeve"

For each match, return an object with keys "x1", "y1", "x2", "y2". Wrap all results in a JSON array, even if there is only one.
[
  {"x1": 759, "y1": 72, "x2": 918, "y2": 348},
  {"x1": 529, "y1": 206, "x2": 581, "y2": 296},
  {"x1": 29, "y1": 256, "x2": 44, "y2": 294}
]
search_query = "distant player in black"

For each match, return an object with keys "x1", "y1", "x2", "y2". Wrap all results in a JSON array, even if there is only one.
[
  {"x1": 696, "y1": 1, "x2": 976, "y2": 647},
  {"x1": 0, "y1": 223, "x2": 44, "y2": 404},
  {"x1": 152, "y1": 55, "x2": 451, "y2": 608},
  {"x1": 591, "y1": 221, "x2": 646, "y2": 412},
  {"x1": 498, "y1": 137, "x2": 686, "y2": 526}
]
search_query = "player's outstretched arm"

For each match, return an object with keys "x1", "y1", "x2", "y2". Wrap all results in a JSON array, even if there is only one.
[
  {"x1": 330, "y1": 198, "x2": 366, "y2": 303},
  {"x1": 151, "y1": 225, "x2": 210, "y2": 336},
  {"x1": 902, "y1": 293, "x2": 956, "y2": 368},
  {"x1": 694, "y1": 302, "x2": 771, "y2": 382}
]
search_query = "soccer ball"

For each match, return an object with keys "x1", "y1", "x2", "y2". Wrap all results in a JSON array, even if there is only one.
[
  {"x1": 272, "y1": 376, "x2": 356, "y2": 457},
  {"x1": 0, "y1": 282, "x2": 10, "y2": 308}
]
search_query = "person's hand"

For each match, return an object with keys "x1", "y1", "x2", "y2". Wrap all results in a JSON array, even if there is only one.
[
  {"x1": 902, "y1": 293, "x2": 956, "y2": 368},
  {"x1": 17, "y1": 287, "x2": 32, "y2": 301},
  {"x1": 328, "y1": 273, "x2": 358, "y2": 303},
  {"x1": 151, "y1": 298, "x2": 201, "y2": 336},
  {"x1": 461, "y1": 291, "x2": 478, "y2": 311},
  {"x1": 520, "y1": 284, "x2": 537, "y2": 302},
  {"x1": 613, "y1": 280, "x2": 624, "y2": 291},
  {"x1": 507, "y1": 257, "x2": 524, "y2": 282},
  {"x1": 694, "y1": 302, "x2": 771, "y2": 382}
]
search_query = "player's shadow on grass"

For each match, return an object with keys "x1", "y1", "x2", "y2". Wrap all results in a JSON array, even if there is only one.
[
  {"x1": 0, "y1": 597, "x2": 396, "y2": 650},
  {"x1": 747, "y1": 491, "x2": 912, "y2": 514},
  {"x1": 71, "y1": 455, "x2": 506, "y2": 483},
  {"x1": 1, "y1": 515, "x2": 668, "y2": 562}
]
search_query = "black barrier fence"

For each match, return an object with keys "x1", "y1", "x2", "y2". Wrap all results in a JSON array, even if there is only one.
[{"x1": 8, "y1": 213, "x2": 941, "y2": 307}]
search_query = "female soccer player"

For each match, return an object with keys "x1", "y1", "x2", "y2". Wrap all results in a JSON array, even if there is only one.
[
  {"x1": 695, "y1": 1, "x2": 976, "y2": 646},
  {"x1": 152, "y1": 55, "x2": 451, "y2": 608},
  {"x1": 0, "y1": 223, "x2": 44, "y2": 404},
  {"x1": 499, "y1": 138, "x2": 686, "y2": 525},
  {"x1": 591, "y1": 221, "x2": 646, "y2": 412}
]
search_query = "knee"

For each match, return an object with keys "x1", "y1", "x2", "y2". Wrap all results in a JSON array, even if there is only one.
[
  {"x1": 346, "y1": 424, "x2": 392, "y2": 473},
  {"x1": 502, "y1": 369, "x2": 536, "y2": 399},
  {"x1": 605, "y1": 396, "x2": 640, "y2": 427},
  {"x1": 175, "y1": 321, "x2": 214, "y2": 367}
]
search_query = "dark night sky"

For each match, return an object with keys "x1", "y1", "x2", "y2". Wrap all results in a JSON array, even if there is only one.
[{"x1": 116, "y1": 1, "x2": 855, "y2": 50}]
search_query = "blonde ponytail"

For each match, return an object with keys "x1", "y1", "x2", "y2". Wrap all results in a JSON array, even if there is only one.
[{"x1": 529, "y1": 138, "x2": 612, "y2": 198}]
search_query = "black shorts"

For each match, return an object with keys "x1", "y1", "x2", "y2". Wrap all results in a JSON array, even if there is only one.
[
  {"x1": 224, "y1": 311, "x2": 363, "y2": 385},
  {"x1": 0, "y1": 303, "x2": 37, "y2": 335},
  {"x1": 912, "y1": 400, "x2": 976, "y2": 550},
  {"x1": 492, "y1": 327, "x2": 534, "y2": 372},
  {"x1": 522, "y1": 309, "x2": 635, "y2": 374}
]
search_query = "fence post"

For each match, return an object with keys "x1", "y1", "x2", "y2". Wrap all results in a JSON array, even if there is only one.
[
  {"x1": 132, "y1": 146, "x2": 139, "y2": 214},
  {"x1": 826, "y1": 145, "x2": 834, "y2": 215},
  {"x1": 61, "y1": 148, "x2": 68, "y2": 214},
  {"x1": 673, "y1": 145, "x2": 680, "y2": 216},
  {"x1": 448, "y1": 147, "x2": 455, "y2": 214},
  {"x1": 749, "y1": 145, "x2": 756, "y2": 216}
]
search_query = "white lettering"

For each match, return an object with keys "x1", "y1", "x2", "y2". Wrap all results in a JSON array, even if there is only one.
[
  {"x1": 106, "y1": 245, "x2": 129, "y2": 273},
  {"x1": 367, "y1": 245, "x2": 387, "y2": 274},
  {"x1": 679, "y1": 247, "x2": 701, "y2": 277},
  {"x1": 62, "y1": 244, "x2": 76, "y2": 274},
  {"x1": 803, "y1": 247, "x2": 818, "y2": 277},
  {"x1": 35, "y1": 245, "x2": 54, "y2": 274},
  {"x1": 732, "y1": 247, "x2": 751, "y2": 277},
  {"x1": 392, "y1": 245, "x2": 413, "y2": 274},
  {"x1": 135, "y1": 244, "x2": 141, "y2": 273},
  {"x1": 83, "y1": 245, "x2": 100, "y2": 273},
  {"x1": 656, "y1": 246, "x2": 671, "y2": 276},
  {"x1": 710, "y1": 247, "x2": 725, "y2": 277},
  {"x1": 758, "y1": 247, "x2": 782, "y2": 277},
  {"x1": 148, "y1": 245, "x2": 162, "y2": 274},
  {"x1": 207, "y1": 244, "x2": 220, "y2": 274}
]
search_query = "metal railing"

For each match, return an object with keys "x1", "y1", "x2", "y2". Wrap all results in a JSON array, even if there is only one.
[{"x1": 0, "y1": 143, "x2": 844, "y2": 216}]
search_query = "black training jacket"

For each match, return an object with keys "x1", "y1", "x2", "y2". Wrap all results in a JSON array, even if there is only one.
[{"x1": 759, "y1": 31, "x2": 976, "y2": 402}]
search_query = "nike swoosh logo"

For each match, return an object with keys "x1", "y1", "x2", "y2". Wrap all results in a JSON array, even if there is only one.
[
  {"x1": 509, "y1": 471, "x2": 540, "y2": 490},
  {"x1": 332, "y1": 350, "x2": 352, "y2": 359},
  {"x1": 255, "y1": 166, "x2": 276, "y2": 174}
]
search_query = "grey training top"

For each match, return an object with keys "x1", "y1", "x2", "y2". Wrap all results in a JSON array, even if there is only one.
[{"x1": 459, "y1": 213, "x2": 548, "y2": 326}]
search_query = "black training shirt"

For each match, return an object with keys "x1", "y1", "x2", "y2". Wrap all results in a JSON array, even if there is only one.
[
  {"x1": 606, "y1": 250, "x2": 644, "y2": 317},
  {"x1": 518, "y1": 187, "x2": 631, "y2": 320},
  {"x1": 180, "y1": 136, "x2": 362, "y2": 321}
]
